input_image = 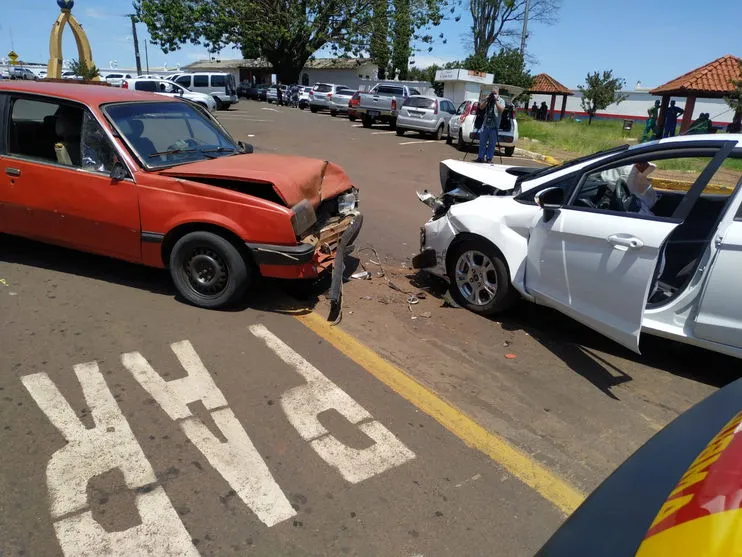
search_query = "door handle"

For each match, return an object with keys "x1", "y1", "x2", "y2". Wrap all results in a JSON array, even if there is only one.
[
  {"x1": 607, "y1": 234, "x2": 644, "y2": 250},
  {"x1": 5, "y1": 168, "x2": 21, "y2": 177}
]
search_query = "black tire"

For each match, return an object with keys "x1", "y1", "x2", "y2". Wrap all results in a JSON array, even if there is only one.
[
  {"x1": 504, "y1": 146, "x2": 515, "y2": 157},
  {"x1": 330, "y1": 110, "x2": 338, "y2": 117},
  {"x1": 389, "y1": 119, "x2": 396, "y2": 130},
  {"x1": 457, "y1": 130, "x2": 467, "y2": 152},
  {"x1": 396, "y1": 128, "x2": 405, "y2": 136},
  {"x1": 446, "y1": 130, "x2": 453, "y2": 145},
  {"x1": 434, "y1": 125, "x2": 444, "y2": 141},
  {"x1": 169, "y1": 231, "x2": 251, "y2": 309},
  {"x1": 310, "y1": 106, "x2": 318, "y2": 113},
  {"x1": 362, "y1": 115, "x2": 372, "y2": 128},
  {"x1": 447, "y1": 238, "x2": 518, "y2": 316},
  {"x1": 349, "y1": 115, "x2": 357, "y2": 122}
]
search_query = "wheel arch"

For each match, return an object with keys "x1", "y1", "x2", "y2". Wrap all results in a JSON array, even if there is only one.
[
  {"x1": 446, "y1": 232, "x2": 511, "y2": 277},
  {"x1": 161, "y1": 222, "x2": 254, "y2": 270}
]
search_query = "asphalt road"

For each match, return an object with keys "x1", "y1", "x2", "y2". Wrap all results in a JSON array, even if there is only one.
[{"x1": 1, "y1": 99, "x2": 739, "y2": 557}]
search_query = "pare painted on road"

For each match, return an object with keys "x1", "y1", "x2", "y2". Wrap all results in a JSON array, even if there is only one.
[{"x1": 21, "y1": 326, "x2": 415, "y2": 557}]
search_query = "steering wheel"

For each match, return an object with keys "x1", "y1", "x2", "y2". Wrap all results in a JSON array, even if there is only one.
[{"x1": 612, "y1": 178, "x2": 632, "y2": 212}]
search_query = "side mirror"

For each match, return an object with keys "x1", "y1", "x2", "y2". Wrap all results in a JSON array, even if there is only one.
[
  {"x1": 110, "y1": 160, "x2": 129, "y2": 182},
  {"x1": 534, "y1": 186, "x2": 564, "y2": 220},
  {"x1": 238, "y1": 141, "x2": 254, "y2": 154}
]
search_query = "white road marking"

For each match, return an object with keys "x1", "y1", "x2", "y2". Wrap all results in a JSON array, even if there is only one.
[
  {"x1": 371, "y1": 131, "x2": 396, "y2": 135},
  {"x1": 261, "y1": 107, "x2": 280, "y2": 112},
  {"x1": 247, "y1": 134, "x2": 256, "y2": 137},
  {"x1": 217, "y1": 116, "x2": 273, "y2": 122},
  {"x1": 398, "y1": 141, "x2": 428, "y2": 145},
  {"x1": 122, "y1": 341, "x2": 295, "y2": 527},
  {"x1": 352, "y1": 124, "x2": 364, "y2": 128},
  {"x1": 21, "y1": 364, "x2": 197, "y2": 557},
  {"x1": 250, "y1": 324, "x2": 416, "y2": 483}
]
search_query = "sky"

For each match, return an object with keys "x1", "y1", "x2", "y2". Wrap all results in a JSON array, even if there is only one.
[{"x1": 2, "y1": 0, "x2": 741, "y2": 90}]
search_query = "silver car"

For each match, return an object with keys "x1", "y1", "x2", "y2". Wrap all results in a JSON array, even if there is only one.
[
  {"x1": 309, "y1": 83, "x2": 349, "y2": 113},
  {"x1": 396, "y1": 96, "x2": 457, "y2": 140},
  {"x1": 328, "y1": 88, "x2": 356, "y2": 117}
]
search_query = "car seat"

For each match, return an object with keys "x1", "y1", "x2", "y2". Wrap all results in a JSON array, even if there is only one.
[{"x1": 54, "y1": 108, "x2": 83, "y2": 166}]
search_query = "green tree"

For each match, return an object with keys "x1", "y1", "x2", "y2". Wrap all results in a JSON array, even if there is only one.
[
  {"x1": 370, "y1": 0, "x2": 390, "y2": 79},
  {"x1": 69, "y1": 59, "x2": 101, "y2": 80},
  {"x1": 460, "y1": 48, "x2": 531, "y2": 90},
  {"x1": 469, "y1": 0, "x2": 559, "y2": 58},
  {"x1": 136, "y1": 0, "x2": 447, "y2": 84},
  {"x1": 578, "y1": 70, "x2": 628, "y2": 124},
  {"x1": 391, "y1": 0, "x2": 412, "y2": 79}
]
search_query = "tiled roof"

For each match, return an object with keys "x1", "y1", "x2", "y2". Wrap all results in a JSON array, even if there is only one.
[
  {"x1": 528, "y1": 73, "x2": 572, "y2": 95},
  {"x1": 305, "y1": 58, "x2": 373, "y2": 70},
  {"x1": 650, "y1": 55, "x2": 742, "y2": 95}
]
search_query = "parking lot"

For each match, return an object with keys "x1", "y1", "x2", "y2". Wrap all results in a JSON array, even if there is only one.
[{"x1": 1, "y1": 96, "x2": 740, "y2": 557}]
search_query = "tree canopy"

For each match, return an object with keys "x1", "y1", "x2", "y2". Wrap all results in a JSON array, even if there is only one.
[
  {"x1": 578, "y1": 70, "x2": 628, "y2": 124},
  {"x1": 136, "y1": 0, "x2": 447, "y2": 83},
  {"x1": 724, "y1": 59, "x2": 742, "y2": 117}
]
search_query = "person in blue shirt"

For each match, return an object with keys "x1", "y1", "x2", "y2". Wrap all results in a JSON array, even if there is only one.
[
  {"x1": 474, "y1": 87, "x2": 505, "y2": 163},
  {"x1": 662, "y1": 100, "x2": 684, "y2": 137}
]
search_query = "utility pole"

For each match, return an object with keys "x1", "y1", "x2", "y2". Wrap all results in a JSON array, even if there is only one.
[
  {"x1": 520, "y1": 0, "x2": 531, "y2": 56},
  {"x1": 144, "y1": 40, "x2": 150, "y2": 74},
  {"x1": 129, "y1": 14, "x2": 142, "y2": 75}
]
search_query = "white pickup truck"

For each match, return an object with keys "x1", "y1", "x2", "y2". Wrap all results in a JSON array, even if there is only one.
[{"x1": 356, "y1": 83, "x2": 422, "y2": 128}]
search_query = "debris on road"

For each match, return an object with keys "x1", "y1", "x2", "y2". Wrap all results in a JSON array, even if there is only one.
[
  {"x1": 505, "y1": 354, "x2": 518, "y2": 360},
  {"x1": 351, "y1": 271, "x2": 372, "y2": 280}
]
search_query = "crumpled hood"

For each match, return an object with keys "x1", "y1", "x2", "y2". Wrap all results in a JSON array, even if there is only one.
[
  {"x1": 160, "y1": 153, "x2": 354, "y2": 207},
  {"x1": 441, "y1": 159, "x2": 520, "y2": 192}
]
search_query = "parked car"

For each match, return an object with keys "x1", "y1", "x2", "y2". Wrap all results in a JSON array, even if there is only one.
[
  {"x1": 0, "y1": 80, "x2": 362, "y2": 309},
  {"x1": 395, "y1": 95, "x2": 456, "y2": 140},
  {"x1": 257, "y1": 84, "x2": 270, "y2": 102},
  {"x1": 327, "y1": 88, "x2": 356, "y2": 117},
  {"x1": 308, "y1": 83, "x2": 349, "y2": 113},
  {"x1": 448, "y1": 98, "x2": 519, "y2": 156},
  {"x1": 298, "y1": 86, "x2": 312, "y2": 110},
  {"x1": 61, "y1": 71, "x2": 82, "y2": 80},
  {"x1": 173, "y1": 73, "x2": 238, "y2": 110},
  {"x1": 356, "y1": 83, "x2": 421, "y2": 128},
  {"x1": 9, "y1": 67, "x2": 37, "y2": 80},
  {"x1": 265, "y1": 84, "x2": 288, "y2": 104},
  {"x1": 237, "y1": 81, "x2": 262, "y2": 99},
  {"x1": 413, "y1": 135, "x2": 742, "y2": 359},
  {"x1": 122, "y1": 78, "x2": 217, "y2": 112},
  {"x1": 104, "y1": 72, "x2": 134, "y2": 87}
]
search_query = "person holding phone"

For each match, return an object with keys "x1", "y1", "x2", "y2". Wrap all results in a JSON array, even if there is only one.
[{"x1": 474, "y1": 87, "x2": 505, "y2": 163}]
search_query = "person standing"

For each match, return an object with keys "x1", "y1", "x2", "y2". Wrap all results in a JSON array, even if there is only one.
[
  {"x1": 538, "y1": 101, "x2": 548, "y2": 121},
  {"x1": 727, "y1": 112, "x2": 742, "y2": 133},
  {"x1": 641, "y1": 100, "x2": 661, "y2": 142},
  {"x1": 530, "y1": 102, "x2": 538, "y2": 118},
  {"x1": 662, "y1": 100, "x2": 684, "y2": 138},
  {"x1": 276, "y1": 82, "x2": 283, "y2": 106},
  {"x1": 474, "y1": 87, "x2": 505, "y2": 164}
]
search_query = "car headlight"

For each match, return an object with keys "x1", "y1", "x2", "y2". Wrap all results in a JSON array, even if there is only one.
[
  {"x1": 291, "y1": 200, "x2": 317, "y2": 237},
  {"x1": 338, "y1": 190, "x2": 358, "y2": 215}
]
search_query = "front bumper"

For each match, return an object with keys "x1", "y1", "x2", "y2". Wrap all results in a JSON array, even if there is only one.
[{"x1": 248, "y1": 212, "x2": 363, "y2": 280}]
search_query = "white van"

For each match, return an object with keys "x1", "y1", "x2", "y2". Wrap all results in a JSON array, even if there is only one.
[{"x1": 174, "y1": 73, "x2": 238, "y2": 110}]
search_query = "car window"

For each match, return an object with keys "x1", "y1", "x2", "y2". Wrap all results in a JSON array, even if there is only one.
[
  {"x1": 134, "y1": 81, "x2": 157, "y2": 92},
  {"x1": 567, "y1": 152, "x2": 733, "y2": 219},
  {"x1": 193, "y1": 75, "x2": 208, "y2": 88},
  {"x1": 314, "y1": 84, "x2": 333, "y2": 93},
  {"x1": 409, "y1": 88, "x2": 421, "y2": 96},
  {"x1": 376, "y1": 86, "x2": 404, "y2": 96},
  {"x1": 455, "y1": 102, "x2": 468, "y2": 115},
  {"x1": 105, "y1": 101, "x2": 237, "y2": 168},
  {"x1": 404, "y1": 97, "x2": 435, "y2": 109},
  {"x1": 7, "y1": 97, "x2": 116, "y2": 173},
  {"x1": 175, "y1": 75, "x2": 191, "y2": 87},
  {"x1": 211, "y1": 75, "x2": 225, "y2": 87},
  {"x1": 447, "y1": 101, "x2": 457, "y2": 113}
]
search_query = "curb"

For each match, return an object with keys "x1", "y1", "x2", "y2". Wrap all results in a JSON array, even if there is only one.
[{"x1": 513, "y1": 147, "x2": 561, "y2": 166}]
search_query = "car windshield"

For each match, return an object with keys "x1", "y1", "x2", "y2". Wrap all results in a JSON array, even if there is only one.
[
  {"x1": 105, "y1": 101, "x2": 238, "y2": 169},
  {"x1": 404, "y1": 97, "x2": 435, "y2": 109},
  {"x1": 314, "y1": 84, "x2": 333, "y2": 93},
  {"x1": 515, "y1": 144, "x2": 631, "y2": 194}
]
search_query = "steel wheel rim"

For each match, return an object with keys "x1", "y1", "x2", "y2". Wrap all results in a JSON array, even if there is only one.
[
  {"x1": 182, "y1": 247, "x2": 229, "y2": 297},
  {"x1": 455, "y1": 250, "x2": 498, "y2": 306}
]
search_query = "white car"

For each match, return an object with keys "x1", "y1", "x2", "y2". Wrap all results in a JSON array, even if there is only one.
[
  {"x1": 447, "y1": 98, "x2": 519, "y2": 156},
  {"x1": 103, "y1": 72, "x2": 134, "y2": 87},
  {"x1": 122, "y1": 78, "x2": 217, "y2": 112},
  {"x1": 413, "y1": 135, "x2": 742, "y2": 359}
]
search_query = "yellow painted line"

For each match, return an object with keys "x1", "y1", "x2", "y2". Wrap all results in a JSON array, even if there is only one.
[{"x1": 294, "y1": 311, "x2": 586, "y2": 515}]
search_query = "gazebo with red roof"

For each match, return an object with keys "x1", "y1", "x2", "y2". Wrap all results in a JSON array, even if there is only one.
[
  {"x1": 527, "y1": 73, "x2": 573, "y2": 121},
  {"x1": 651, "y1": 54, "x2": 741, "y2": 134}
]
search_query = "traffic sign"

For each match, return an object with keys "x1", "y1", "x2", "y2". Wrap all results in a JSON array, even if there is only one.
[{"x1": 7, "y1": 51, "x2": 18, "y2": 65}]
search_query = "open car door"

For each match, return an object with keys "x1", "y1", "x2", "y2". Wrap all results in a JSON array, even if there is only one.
[{"x1": 525, "y1": 142, "x2": 735, "y2": 353}]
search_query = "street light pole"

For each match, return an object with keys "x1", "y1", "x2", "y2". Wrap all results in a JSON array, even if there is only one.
[
  {"x1": 129, "y1": 14, "x2": 142, "y2": 75},
  {"x1": 520, "y1": 0, "x2": 531, "y2": 56},
  {"x1": 144, "y1": 40, "x2": 150, "y2": 74}
]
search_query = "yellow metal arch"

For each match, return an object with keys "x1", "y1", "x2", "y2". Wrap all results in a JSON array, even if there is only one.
[{"x1": 48, "y1": 10, "x2": 97, "y2": 80}]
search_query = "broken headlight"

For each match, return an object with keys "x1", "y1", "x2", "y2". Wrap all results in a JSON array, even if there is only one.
[{"x1": 338, "y1": 189, "x2": 358, "y2": 215}]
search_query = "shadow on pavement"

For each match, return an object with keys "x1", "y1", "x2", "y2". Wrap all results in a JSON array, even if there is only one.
[{"x1": 407, "y1": 269, "x2": 740, "y2": 393}]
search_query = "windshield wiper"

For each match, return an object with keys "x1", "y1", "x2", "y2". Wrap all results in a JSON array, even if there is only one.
[
  {"x1": 148, "y1": 148, "x2": 198, "y2": 158},
  {"x1": 199, "y1": 146, "x2": 236, "y2": 158}
]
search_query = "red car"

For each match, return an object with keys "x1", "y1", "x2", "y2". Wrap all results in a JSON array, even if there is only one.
[{"x1": 0, "y1": 81, "x2": 361, "y2": 308}]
